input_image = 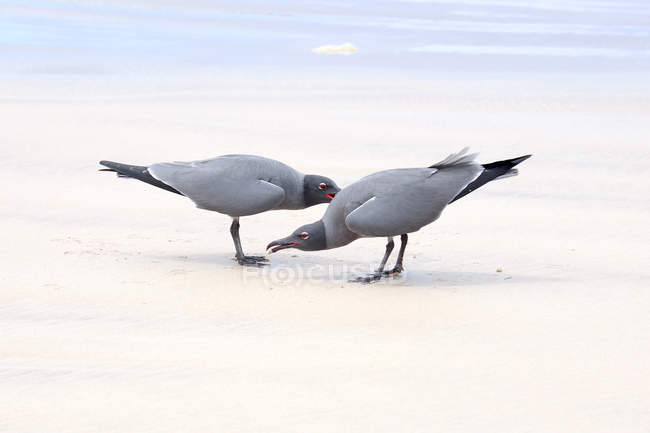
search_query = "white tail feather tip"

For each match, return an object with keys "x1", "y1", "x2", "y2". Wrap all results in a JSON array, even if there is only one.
[
  {"x1": 431, "y1": 147, "x2": 480, "y2": 168},
  {"x1": 494, "y1": 168, "x2": 519, "y2": 181}
]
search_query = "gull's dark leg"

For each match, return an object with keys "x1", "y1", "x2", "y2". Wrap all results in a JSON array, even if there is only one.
[
  {"x1": 376, "y1": 237, "x2": 395, "y2": 273},
  {"x1": 353, "y1": 237, "x2": 394, "y2": 283},
  {"x1": 230, "y1": 218, "x2": 268, "y2": 266},
  {"x1": 383, "y1": 233, "x2": 408, "y2": 276}
]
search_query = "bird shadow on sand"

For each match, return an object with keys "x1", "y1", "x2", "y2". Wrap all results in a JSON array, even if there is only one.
[
  {"x1": 149, "y1": 252, "x2": 560, "y2": 289},
  {"x1": 393, "y1": 270, "x2": 561, "y2": 288},
  {"x1": 146, "y1": 252, "x2": 255, "y2": 267}
]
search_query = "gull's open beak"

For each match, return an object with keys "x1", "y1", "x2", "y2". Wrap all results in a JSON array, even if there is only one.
[
  {"x1": 266, "y1": 240, "x2": 300, "y2": 254},
  {"x1": 326, "y1": 186, "x2": 340, "y2": 200}
]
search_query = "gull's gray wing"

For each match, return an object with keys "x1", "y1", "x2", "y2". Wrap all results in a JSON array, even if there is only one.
[
  {"x1": 148, "y1": 162, "x2": 285, "y2": 217},
  {"x1": 343, "y1": 172, "x2": 441, "y2": 237},
  {"x1": 344, "y1": 165, "x2": 482, "y2": 237}
]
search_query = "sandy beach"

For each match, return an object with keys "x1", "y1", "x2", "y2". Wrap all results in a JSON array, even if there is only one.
[{"x1": 2, "y1": 0, "x2": 650, "y2": 431}]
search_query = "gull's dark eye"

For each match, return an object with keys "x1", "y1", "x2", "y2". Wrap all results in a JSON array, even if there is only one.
[
  {"x1": 299, "y1": 232, "x2": 309, "y2": 240},
  {"x1": 318, "y1": 183, "x2": 327, "y2": 191}
]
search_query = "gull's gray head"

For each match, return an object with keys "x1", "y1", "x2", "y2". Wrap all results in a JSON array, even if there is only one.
[
  {"x1": 267, "y1": 220, "x2": 327, "y2": 253},
  {"x1": 303, "y1": 175, "x2": 340, "y2": 207}
]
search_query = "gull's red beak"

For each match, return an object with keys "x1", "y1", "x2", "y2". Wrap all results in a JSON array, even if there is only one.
[
  {"x1": 266, "y1": 240, "x2": 300, "y2": 253},
  {"x1": 326, "y1": 192, "x2": 336, "y2": 200}
]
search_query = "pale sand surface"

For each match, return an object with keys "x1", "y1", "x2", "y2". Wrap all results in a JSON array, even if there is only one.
[{"x1": 1, "y1": 73, "x2": 649, "y2": 432}]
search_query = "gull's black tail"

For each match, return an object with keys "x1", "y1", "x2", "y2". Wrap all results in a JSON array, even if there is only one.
[
  {"x1": 450, "y1": 154, "x2": 531, "y2": 203},
  {"x1": 99, "y1": 160, "x2": 182, "y2": 195}
]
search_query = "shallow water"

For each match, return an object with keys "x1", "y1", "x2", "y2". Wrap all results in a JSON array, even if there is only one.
[{"x1": 3, "y1": 0, "x2": 650, "y2": 76}]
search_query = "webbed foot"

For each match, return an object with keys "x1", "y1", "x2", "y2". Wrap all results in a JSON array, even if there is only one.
[
  {"x1": 236, "y1": 255, "x2": 269, "y2": 267},
  {"x1": 350, "y1": 272, "x2": 383, "y2": 284},
  {"x1": 382, "y1": 264, "x2": 404, "y2": 276}
]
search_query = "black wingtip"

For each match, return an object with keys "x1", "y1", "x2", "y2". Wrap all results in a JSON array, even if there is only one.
[
  {"x1": 99, "y1": 160, "x2": 120, "y2": 173},
  {"x1": 97, "y1": 159, "x2": 183, "y2": 195},
  {"x1": 482, "y1": 154, "x2": 532, "y2": 170},
  {"x1": 449, "y1": 153, "x2": 532, "y2": 204},
  {"x1": 510, "y1": 154, "x2": 532, "y2": 165}
]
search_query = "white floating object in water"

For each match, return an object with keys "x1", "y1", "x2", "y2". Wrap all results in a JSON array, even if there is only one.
[{"x1": 312, "y1": 43, "x2": 358, "y2": 55}]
